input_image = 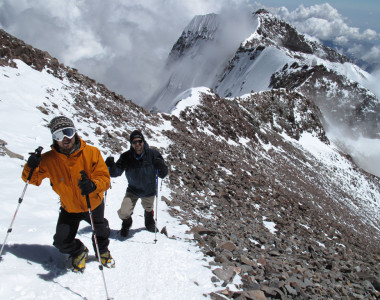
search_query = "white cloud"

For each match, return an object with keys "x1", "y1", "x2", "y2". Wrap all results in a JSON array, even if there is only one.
[
  {"x1": 259, "y1": 2, "x2": 380, "y2": 72},
  {"x1": 274, "y1": 3, "x2": 380, "y2": 43},
  {"x1": 362, "y1": 45, "x2": 380, "y2": 61},
  {"x1": 280, "y1": 3, "x2": 340, "y2": 22},
  {"x1": 63, "y1": 30, "x2": 107, "y2": 64},
  {"x1": 0, "y1": 0, "x2": 239, "y2": 105}
]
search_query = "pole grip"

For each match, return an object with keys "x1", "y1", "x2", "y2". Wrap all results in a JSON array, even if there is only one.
[
  {"x1": 80, "y1": 170, "x2": 89, "y2": 180},
  {"x1": 27, "y1": 169, "x2": 35, "y2": 181},
  {"x1": 80, "y1": 170, "x2": 92, "y2": 209}
]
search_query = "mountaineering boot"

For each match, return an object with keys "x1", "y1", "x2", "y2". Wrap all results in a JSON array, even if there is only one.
[
  {"x1": 120, "y1": 217, "x2": 132, "y2": 237},
  {"x1": 99, "y1": 250, "x2": 115, "y2": 268},
  {"x1": 71, "y1": 246, "x2": 89, "y2": 273},
  {"x1": 144, "y1": 210, "x2": 157, "y2": 232}
]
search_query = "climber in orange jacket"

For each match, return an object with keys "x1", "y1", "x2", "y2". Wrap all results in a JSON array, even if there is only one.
[{"x1": 22, "y1": 116, "x2": 113, "y2": 272}]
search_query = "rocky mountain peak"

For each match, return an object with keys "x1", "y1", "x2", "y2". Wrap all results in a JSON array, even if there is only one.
[{"x1": 248, "y1": 9, "x2": 351, "y2": 64}]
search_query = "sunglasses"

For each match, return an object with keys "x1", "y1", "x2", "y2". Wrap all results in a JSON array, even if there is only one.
[
  {"x1": 52, "y1": 127, "x2": 76, "y2": 141},
  {"x1": 132, "y1": 139, "x2": 143, "y2": 145}
]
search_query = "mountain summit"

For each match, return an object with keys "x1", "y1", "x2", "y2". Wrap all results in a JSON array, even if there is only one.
[{"x1": 147, "y1": 9, "x2": 379, "y2": 139}]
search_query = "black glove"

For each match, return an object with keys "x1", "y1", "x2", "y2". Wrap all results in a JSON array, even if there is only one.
[
  {"x1": 154, "y1": 158, "x2": 168, "y2": 179},
  {"x1": 105, "y1": 156, "x2": 115, "y2": 168},
  {"x1": 27, "y1": 152, "x2": 42, "y2": 169},
  {"x1": 153, "y1": 158, "x2": 165, "y2": 170},
  {"x1": 78, "y1": 178, "x2": 96, "y2": 196}
]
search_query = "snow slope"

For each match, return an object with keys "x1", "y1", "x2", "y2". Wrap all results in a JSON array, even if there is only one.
[
  {"x1": 215, "y1": 46, "x2": 291, "y2": 97},
  {"x1": 0, "y1": 61, "x2": 224, "y2": 300}
]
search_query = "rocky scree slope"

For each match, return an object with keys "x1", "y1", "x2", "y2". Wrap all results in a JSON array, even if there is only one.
[
  {"x1": 162, "y1": 90, "x2": 380, "y2": 299},
  {"x1": 1, "y1": 29, "x2": 380, "y2": 299}
]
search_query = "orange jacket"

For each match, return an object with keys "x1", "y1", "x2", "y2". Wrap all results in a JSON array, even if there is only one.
[{"x1": 22, "y1": 139, "x2": 110, "y2": 213}]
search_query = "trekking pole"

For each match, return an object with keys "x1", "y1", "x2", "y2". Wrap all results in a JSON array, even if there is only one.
[
  {"x1": 80, "y1": 171, "x2": 112, "y2": 300},
  {"x1": 0, "y1": 146, "x2": 43, "y2": 260},
  {"x1": 154, "y1": 170, "x2": 159, "y2": 244},
  {"x1": 105, "y1": 165, "x2": 112, "y2": 204}
]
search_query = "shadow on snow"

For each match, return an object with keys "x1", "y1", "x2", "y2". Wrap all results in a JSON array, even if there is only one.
[
  {"x1": 0, "y1": 243, "x2": 69, "y2": 280},
  {"x1": 1, "y1": 243, "x2": 105, "y2": 299},
  {"x1": 77, "y1": 225, "x2": 148, "y2": 241}
]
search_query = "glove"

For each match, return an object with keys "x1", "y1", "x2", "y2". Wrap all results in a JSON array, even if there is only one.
[
  {"x1": 153, "y1": 158, "x2": 165, "y2": 170},
  {"x1": 154, "y1": 158, "x2": 168, "y2": 179},
  {"x1": 78, "y1": 178, "x2": 96, "y2": 196},
  {"x1": 27, "y1": 153, "x2": 42, "y2": 169},
  {"x1": 105, "y1": 156, "x2": 115, "y2": 168}
]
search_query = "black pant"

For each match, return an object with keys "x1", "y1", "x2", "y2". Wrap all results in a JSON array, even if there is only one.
[{"x1": 53, "y1": 202, "x2": 110, "y2": 256}]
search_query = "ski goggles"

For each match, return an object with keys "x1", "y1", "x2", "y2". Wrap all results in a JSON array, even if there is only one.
[{"x1": 52, "y1": 127, "x2": 76, "y2": 141}]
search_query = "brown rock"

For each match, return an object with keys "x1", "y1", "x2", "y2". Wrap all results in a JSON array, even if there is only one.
[
  {"x1": 218, "y1": 241, "x2": 236, "y2": 252},
  {"x1": 212, "y1": 267, "x2": 236, "y2": 282},
  {"x1": 243, "y1": 290, "x2": 267, "y2": 300}
]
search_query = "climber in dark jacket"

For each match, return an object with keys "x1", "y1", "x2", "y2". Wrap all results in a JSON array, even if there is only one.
[{"x1": 105, "y1": 130, "x2": 168, "y2": 237}]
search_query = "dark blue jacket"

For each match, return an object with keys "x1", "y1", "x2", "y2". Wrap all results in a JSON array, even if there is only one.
[{"x1": 109, "y1": 143, "x2": 168, "y2": 197}]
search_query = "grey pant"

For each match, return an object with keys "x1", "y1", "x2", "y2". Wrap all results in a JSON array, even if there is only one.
[{"x1": 117, "y1": 191, "x2": 155, "y2": 220}]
